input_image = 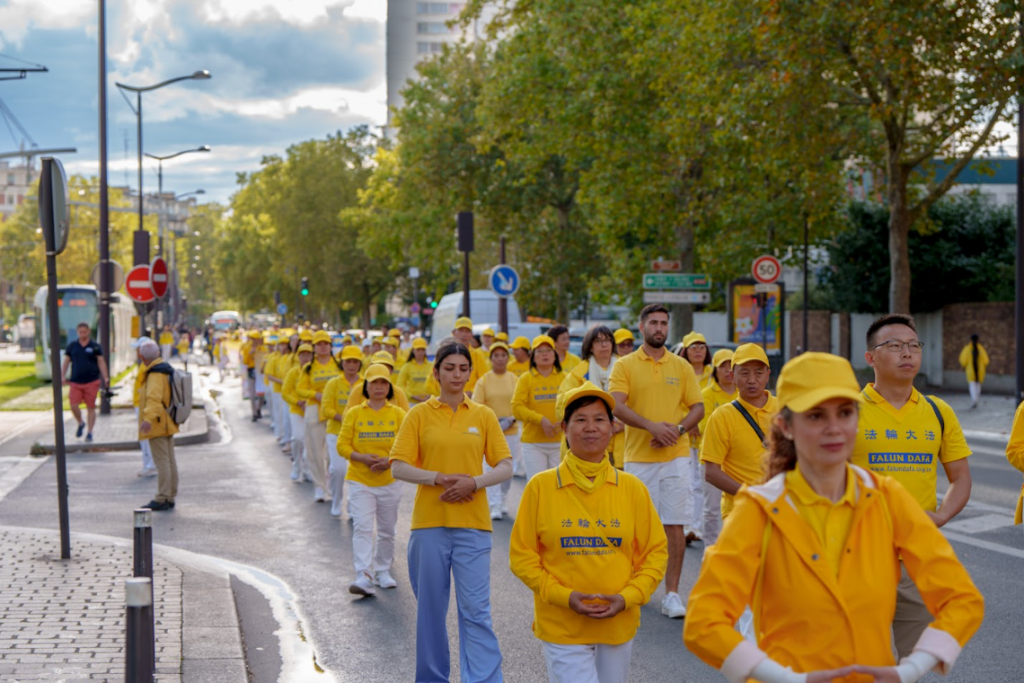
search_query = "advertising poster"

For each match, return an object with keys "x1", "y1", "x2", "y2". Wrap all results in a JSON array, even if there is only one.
[{"x1": 729, "y1": 280, "x2": 784, "y2": 355}]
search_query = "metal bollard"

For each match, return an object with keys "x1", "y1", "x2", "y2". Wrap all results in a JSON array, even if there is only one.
[
  {"x1": 132, "y1": 509, "x2": 156, "y2": 680},
  {"x1": 125, "y1": 577, "x2": 155, "y2": 683}
]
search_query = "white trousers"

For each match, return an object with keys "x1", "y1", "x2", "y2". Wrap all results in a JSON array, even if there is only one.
[
  {"x1": 523, "y1": 441, "x2": 562, "y2": 480},
  {"x1": 349, "y1": 481, "x2": 403, "y2": 575},
  {"x1": 542, "y1": 640, "x2": 634, "y2": 683},
  {"x1": 278, "y1": 394, "x2": 292, "y2": 444},
  {"x1": 701, "y1": 462, "x2": 723, "y2": 546},
  {"x1": 510, "y1": 428, "x2": 525, "y2": 475},
  {"x1": 135, "y1": 407, "x2": 154, "y2": 470},
  {"x1": 289, "y1": 411, "x2": 307, "y2": 479},
  {"x1": 160, "y1": 343, "x2": 172, "y2": 361},
  {"x1": 486, "y1": 432, "x2": 519, "y2": 511},
  {"x1": 269, "y1": 390, "x2": 281, "y2": 439},
  {"x1": 326, "y1": 434, "x2": 349, "y2": 517},
  {"x1": 688, "y1": 447, "x2": 704, "y2": 531},
  {"x1": 969, "y1": 381, "x2": 981, "y2": 404},
  {"x1": 304, "y1": 405, "x2": 329, "y2": 496}
]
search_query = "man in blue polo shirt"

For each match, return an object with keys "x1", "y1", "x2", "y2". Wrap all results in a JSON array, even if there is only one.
[{"x1": 60, "y1": 322, "x2": 109, "y2": 442}]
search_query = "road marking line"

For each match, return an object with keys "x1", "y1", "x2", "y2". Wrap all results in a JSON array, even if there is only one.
[
  {"x1": 0, "y1": 412, "x2": 51, "y2": 448},
  {"x1": 943, "y1": 513, "x2": 1017, "y2": 534},
  {"x1": 0, "y1": 456, "x2": 49, "y2": 502},
  {"x1": 944, "y1": 530, "x2": 1024, "y2": 561}
]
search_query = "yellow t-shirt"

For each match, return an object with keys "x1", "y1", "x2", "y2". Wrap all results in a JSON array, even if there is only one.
[
  {"x1": 699, "y1": 381, "x2": 738, "y2": 437},
  {"x1": 397, "y1": 360, "x2": 434, "y2": 404},
  {"x1": 321, "y1": 373, "x2": 360, "y2": 435},
  {"x1": 296, "y1": 358, "x2": 342, "y2": 408},
  {"x1": 508, "y1": 358, "x2": 530, "y2": 377},
  {"x1": 282, "y1": 366, "x2": 305, "y2": 416},
  {"x1": 851, "y1": 384, "x2": 970, "y2": 512},
  {"x1": 699, "y1": 392, "x2": 779, "y2": 517},
  {"x1": 338, "y1": 403, "x2": 407, "y2": 487},
  {"x1": 509, "y1": 458, "x2": 668, "y2": 645},
  {"x1": 608, "y1": 347, "x2": 703, "y2": 463},
  {"x1": 389, "y1": 397, "x2": 512, "y2": 531},
  {"x1": 345, "y1": 381, "x2": 410, "y2": 414},
  {"x1": 159, "y1": 331, "x2": 174, "y2": 345},
  {"x1": 786, "y1": 465, "x2": 857, "y2": 577},
  {"x1": 561, "y1": 352, "x2": 583, "y2": 374},
  {"x1": 240, "y1": 344, "x2": 256, "y2": 369},
  {"x1": 512, "y1": 367, "x2": 567, "y2": 444},
  {"x1": 473, "y1": 370, "x2": 519, "y2": 436}
]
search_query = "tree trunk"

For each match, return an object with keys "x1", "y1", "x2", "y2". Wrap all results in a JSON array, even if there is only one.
[
  {"x1": 361, "y1": 282, "x2": 372, "y2": 331},
  {"x1": 888, "y1": 167, "x2": 912, "y2": 314},
  {"x1": 670, "y1": 220, "x2": 696, "y2": 343}
]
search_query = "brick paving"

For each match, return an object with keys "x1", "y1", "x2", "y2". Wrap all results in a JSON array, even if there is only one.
[{"x1": 0, "y1": 528, "x2": 183, "y2": 683}]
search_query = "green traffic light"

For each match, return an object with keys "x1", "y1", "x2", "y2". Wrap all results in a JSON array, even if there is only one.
[
  {"x1": 430, "y1": 301, "x2": 438, "y2": 308},
  {"x1": 301, "y1": 289, "x2": 309, "y2": 297}
]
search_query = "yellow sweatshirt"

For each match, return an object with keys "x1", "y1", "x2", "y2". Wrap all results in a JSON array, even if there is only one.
[
  {"x1": 510, "y1": 457, "x2": 668, "y2": 645},
  {"x1": 512, "y1": 367, "x2": 566, "y2": 444}
]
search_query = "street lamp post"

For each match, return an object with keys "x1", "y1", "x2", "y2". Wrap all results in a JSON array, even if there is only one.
[
  {"x1": 143, "y1": 146, "x2": 210, "y2": 328},
  {"x1": 115, "y1": 71, "x2": 210, "y2": 330}
]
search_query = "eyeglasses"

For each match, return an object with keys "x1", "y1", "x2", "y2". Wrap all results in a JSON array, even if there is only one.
[{"x1": 871, "y1": 340, "x2": 925, "y2": 354}]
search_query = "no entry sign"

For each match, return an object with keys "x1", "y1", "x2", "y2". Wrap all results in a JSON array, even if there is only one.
[
  {"x1": 125, "y1": 265, "x2": 155, "y2": 303},
  {"x1": 150, "y1": 257, "x2": 169, "y2": 299}
]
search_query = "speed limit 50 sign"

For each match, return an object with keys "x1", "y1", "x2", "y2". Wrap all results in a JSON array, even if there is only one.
[{"x1": 752, "y1": 254, "x2": 782, "y2": 284}]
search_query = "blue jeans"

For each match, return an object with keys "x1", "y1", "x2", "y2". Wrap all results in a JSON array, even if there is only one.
[{"x1": 408, "y1": 527, "x2": 503, "y2": 683}]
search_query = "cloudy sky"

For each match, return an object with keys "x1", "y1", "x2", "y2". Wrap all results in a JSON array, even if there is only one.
[{"x1": 0, "y1": 0, "x2": 388, "y2": 204}]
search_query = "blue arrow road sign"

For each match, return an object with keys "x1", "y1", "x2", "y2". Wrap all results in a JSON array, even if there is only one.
[
  {"x1": 488, "y1": 265, "x2": 520, "y2": 298},
  {"x1": 277, "y1": 302, "x2": 288, "y2": 315}
]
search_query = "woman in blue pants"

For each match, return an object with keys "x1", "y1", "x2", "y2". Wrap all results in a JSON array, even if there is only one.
[{"x1": 390, "y1": 341, "x2": 513, "y2": 683}]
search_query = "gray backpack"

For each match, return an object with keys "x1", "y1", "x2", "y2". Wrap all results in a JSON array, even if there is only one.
[{"x1": 149, "y1": 364, "x2": 193, "y2": 425}]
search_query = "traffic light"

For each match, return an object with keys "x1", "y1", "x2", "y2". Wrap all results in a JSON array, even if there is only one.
[
  {"x1": 300, "y1": 277, "x2": 310, "y2": 297},
  {"x1": 429, "y1": 299, "x2": 438, "y2": 309}
]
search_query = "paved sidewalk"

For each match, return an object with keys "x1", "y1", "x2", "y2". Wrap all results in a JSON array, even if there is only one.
[
  {"x1": 0, "y1": 527, "x2": 246, "y2": 683},
  {"x1": 39, "y1": 408, "x2": 210, "y2": 454},
  {"x1": 931, "y1": 389, "x2": 1018, "y2": 445}
]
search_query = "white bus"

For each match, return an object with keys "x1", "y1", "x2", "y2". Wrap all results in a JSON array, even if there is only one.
[
  {"x1": 33, "y1": 285, "x2": 135, "y2": 381},
  {"x1": 426, "y1": 290, "x2": 551, "y2": 353}
]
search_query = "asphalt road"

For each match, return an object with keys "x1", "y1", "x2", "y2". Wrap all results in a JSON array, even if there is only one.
[{"x1": 1, "y1": 365, "x2": 1022, "y2": 682}]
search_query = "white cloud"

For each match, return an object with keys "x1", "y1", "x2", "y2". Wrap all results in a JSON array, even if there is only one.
[
  {"x1": 343, "y1": 0, "x2": 387, "y2": 22},
  {"x1": 0, "y1": 0, "x2": 94, "y2": 48}
]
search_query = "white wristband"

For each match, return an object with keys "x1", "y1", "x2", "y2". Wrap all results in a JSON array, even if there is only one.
[
  {"x1": 749, "y1": 658, "x2": 807, "y2": 683},
  {"x1": 896, "y1": 651, "x2": 939, "y2": 683}
]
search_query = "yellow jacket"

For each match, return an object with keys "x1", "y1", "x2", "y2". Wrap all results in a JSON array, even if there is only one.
[
  {"x1": 1006, "y1": 401, "x2": 1024, "y2": 525},
  {"x1": 556, "y1": 362, "x2": 624, "y2": 468},
  {"x1": 138, "y1": 360, "x2": 179, "y2": 439},
  {"x1": 132, "y1": 362, "x2": 146, "y2": 408},
  {"x1": 684, "y1": 466, "x2": 984, "y2": 682},
  {"x1": 282, "y1": 366, "x2": 305, "y2": 416},
  {"x1": 513, "y1": 367, "x2": 567, "y2": 444},
  {"x1": 510, "y1": 457, "x2": 668, "y2": 645},
  {"x1": 958, "y1": 343, "x2": 990, "y2": 383}
]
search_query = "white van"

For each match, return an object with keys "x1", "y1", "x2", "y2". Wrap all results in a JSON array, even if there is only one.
[{"x1": 428, "y1": 290, "x2": 551, "y2": 353}]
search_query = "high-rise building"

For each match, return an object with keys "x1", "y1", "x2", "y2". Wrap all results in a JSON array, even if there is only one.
[
  {"x1": 386, "y1": 1, "x2": 498, "y2": 133},
  {"x1": 0, "y1": 161, "x2": 33, "y2": 221}
]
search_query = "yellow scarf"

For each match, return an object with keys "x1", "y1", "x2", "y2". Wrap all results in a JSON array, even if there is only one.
[{"x1": 565, "y1": 451, "x2": 610, "y2": 494}]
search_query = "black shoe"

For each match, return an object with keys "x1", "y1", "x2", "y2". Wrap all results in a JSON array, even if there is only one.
[
  {"x1": 141, "y1": 500, "x2": 172, "y2": 511},
  {"x1": 252, "y1": 415, "x2": 258, "y2": 422},
  {"x1": 168, "y1": 501, "x2": 175, "y2": 509},
  {"x1": 76, "y1": 423, "x2": 85, "y2": 438}
]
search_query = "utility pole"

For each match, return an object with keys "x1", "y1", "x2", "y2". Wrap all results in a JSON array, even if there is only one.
[{"x1": 98, "y1": 0, "x2": 112, "y2": 415}]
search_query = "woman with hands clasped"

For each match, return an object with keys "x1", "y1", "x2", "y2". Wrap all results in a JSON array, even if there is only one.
[
  {"x1": 511, "y1": 381, "x2": 668, "y2": 683},
  {"x1": 684, "y1": 353, "x2": 984, "y2": 683},
  {"x1": 512, "y1": 335, "x2": 567, "y2": 479},
  {"x1": 338, "y1": 364, "x2": 406, "y2": 597},
  {"x1": 389, "y1": 341, "x2": 513, "y2": 683}
]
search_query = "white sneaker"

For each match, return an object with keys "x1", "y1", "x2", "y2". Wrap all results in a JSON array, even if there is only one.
[
  {"x1": 314, "y1": 487, "x2": 326, "y2": 502},
  {"x1": 490, "y1": 505, "x2": 503, "y2": 521},
  {"x1": 501, "y1": 502, "x2": 510, "y2": 516},
  {"x1": 349, "y1": 573, "x2": 376, "y2": 596},
  {"x1": 661, "y1": 591, "x2": 687, "y2": 619},
  {"x1": 373, "y1": 570, "x2": 397, "y2": 589},
  {"x1": 137, "y1": 468, "x2": 158, "y2": 478}
]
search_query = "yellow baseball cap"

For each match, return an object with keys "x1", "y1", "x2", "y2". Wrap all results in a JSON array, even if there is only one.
[
  {"x1": 341, "y1": 335, "x2": 353, "y2": 343},
  {"x1": 712, "y1": 349, "x2": 735, "y2": 367},
  {"x1": 363, "y1": 363, "x2": 393, "y2": 386},
  {"x1": 776, "y1": 353, "x2": 863, "y2": 414},
  {"x1": 532, "y1": 334, "x2": 556, "y2": 351},
  {"x1": 382, "y1": 336, "x2": 399, "y2": 347},
  {"x1": 297, "y1": 343, "x2": 313, "y2": 354},
  {"x1": 733, "y1": 343, "x2": 770, "y2": 367},
  {"x1": 510, "y1": 336, "x2": 531, "y2": 350},
  {"x1": 682, "y1": 332, "x2": 707, "y2": 347},
  {"x1": 340, "y1": 346, "x2": 363, "y2": 361},
  {"x1": 370, "y1": 350, "x2": 395, "y2": 368},
  {"x1": 482, "y1": 327, "x2": 495, "y2": 337},
  {"x1": 488, "y1": 341, "x2": 509, "y2": 356},
  {"x1": 247, "y1": 330, "x2": 261, "y2": 339},
  {"x1": 561, "y1": 380, "x2": 616, "y2": 416},
  {"x1": 299, "y1": 331, "x2": 313, "y2": 342},
  {"x1": 412, "y1": 338, "x2": 428, "y2": 350},
  {"x1": 495, "y1": 332, "x2": 509, "y2": 342},
  {"x1": 312, "y1": 330, "x2": 332, "y2": 345},
  {"x1": 454, "y1": 316, "x2": 473, "y2": 331},
  {"x1": 614, "y1": 329, "x2": 634, "y2": 344},
  {"x1": 388, "y1": 328, "x2": 402, "y2": 338}
]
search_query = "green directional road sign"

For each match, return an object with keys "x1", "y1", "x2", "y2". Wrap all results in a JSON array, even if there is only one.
[{"x1": 642, "y1": 273, "x2": 711, "y2": 290}]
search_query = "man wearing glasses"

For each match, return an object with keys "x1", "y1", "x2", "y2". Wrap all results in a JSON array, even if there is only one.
[{"x1": 852, "y1": 313, "x2": 972, "y2": 660}]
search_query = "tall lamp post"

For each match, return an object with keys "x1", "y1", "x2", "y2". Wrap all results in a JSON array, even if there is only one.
[{"x1": 115, "y1": 71, "x2": 211, "y2": 330}]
